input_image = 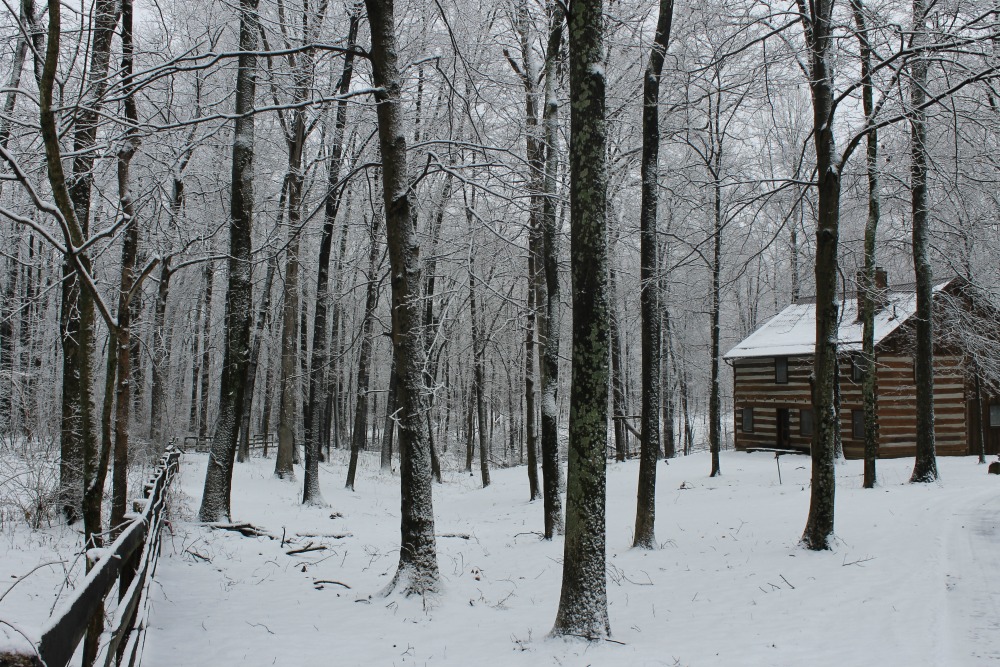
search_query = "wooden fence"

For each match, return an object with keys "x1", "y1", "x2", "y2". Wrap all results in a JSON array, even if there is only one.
[
  {"x1": 0, "y1": 447, "x2": 181, "y2": 667},
  {"x1": 182, "y1": 433, "x2": 277, "y2": 456}
]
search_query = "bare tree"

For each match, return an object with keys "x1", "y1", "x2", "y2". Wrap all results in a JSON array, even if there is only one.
[{"x1": 553, "y1": 0, "x2": 610, "y2": 638}]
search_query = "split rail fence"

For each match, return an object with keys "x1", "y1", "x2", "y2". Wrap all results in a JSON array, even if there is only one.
[{"x1": 0, "y1": 447, "x2": 181, "y2": 667}]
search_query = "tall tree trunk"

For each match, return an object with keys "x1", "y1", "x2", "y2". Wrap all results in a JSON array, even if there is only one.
[
  {"x1": 110, "y1": 0, "x2": 141, "y2": 536},
  {"x1": 346, "y1": 213, "x2": 384, "y2": 490},
  {"x1": 539, "y1": 3, "x2": 565, "y2": 539},
  {"x1": 553, "y1": 0, "x2": 610, "y2": 637},
  {"x1": 852, "y1": 0, "x2": 881, "y2": 489},
  {"x1": 634, "y1": 0, "x2": 672, "y2": 548},
  {"x1": 308, "y1": 7, "x2": 361, "y2": 483},
  {"x1": 364, "y1": 0, "x2": 439, "y2": 595},
  {"x1": 509, "y1": 0, "x2": 544, "y2": 500},
  {"x1": 53, "y1": 0, "x2": 120, "y2": 524},
  {"x1": 709, "y1": 172, "x2": 722, "y2": 477},
  {"x1": 799, "y1": 0, "x2": 840, "y2": 551},
  {"x1": 198, "y1": 0, "x2": 259, "y2": 523},
  {"x1": 909, "y1": 0, "x2": 938, "y2": 483}
]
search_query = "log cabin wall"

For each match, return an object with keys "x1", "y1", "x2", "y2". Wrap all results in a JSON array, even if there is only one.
[
  {"x1": 733, "y1": 356, "x2": 813, "y2": 452},
  {"x1": 837, "y1": 353, "x2": 968, "y2": 459}
]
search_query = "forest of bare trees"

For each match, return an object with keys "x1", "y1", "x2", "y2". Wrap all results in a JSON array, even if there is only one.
[{"x1": 3, "y1": 0, "x2": 1000, "y2": 639}]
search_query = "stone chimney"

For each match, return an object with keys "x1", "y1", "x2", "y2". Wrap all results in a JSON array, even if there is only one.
[{"x1": 856, "y1": 267, "x2": 889, "y2": 320}]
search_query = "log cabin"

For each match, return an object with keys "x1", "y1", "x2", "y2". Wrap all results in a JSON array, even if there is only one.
[{"x1": 724, "y1": 272, "x2": 1000, "y2": 459}]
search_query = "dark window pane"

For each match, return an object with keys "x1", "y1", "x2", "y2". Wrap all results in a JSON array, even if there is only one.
[
  {"x1": 742, "y1": 407, "x2": 754, "y2": 433},
  {"x1": 852, "y1": 409, "x2": 864, "y2": 439},
  {"x1": 990, "y1": 404, "x2": 1000, "y2": 428},
  {"x1": 800, "y1": 409, "x2": 813, "y2": 437},
  {"x1": 775, "y1": 357, "x2": 788, "y2": 384},
  {"x1": 852, "y1": 356, "x2": 864, "y2": 382}
]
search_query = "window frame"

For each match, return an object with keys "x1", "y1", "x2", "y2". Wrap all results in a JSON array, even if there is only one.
[
  {"x1": 775, "y1": 356, "x2": 788, "y2": 384},
  {"x1": 799, "y1": 408, "x2": 814, "y2": 437},
  {"x1": 851, "y1": 409, "x2": 865, "y2": 440},
  {"x1": 990, "y1": 404, "x2": 1000, "y2": 429},
  {"x1": 742, "y1": 406, "x2": 754, "y2": 433},
  {"x1": 851, "y1": 355, "x2": 864, "y2": 382}
]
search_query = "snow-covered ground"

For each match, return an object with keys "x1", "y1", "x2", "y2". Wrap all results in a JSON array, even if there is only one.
[{"x1": 4, "y1": 450, "x2": 998, "y2": 665}]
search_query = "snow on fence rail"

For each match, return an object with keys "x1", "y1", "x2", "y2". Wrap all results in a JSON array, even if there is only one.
[{"x1": 0, "y1": 446, "x2": 181, "y2": 667}]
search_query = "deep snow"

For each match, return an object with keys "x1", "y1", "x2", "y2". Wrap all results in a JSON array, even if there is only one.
[{"x1": 4, "y1": 450, "x2": 998, "y2": 665}]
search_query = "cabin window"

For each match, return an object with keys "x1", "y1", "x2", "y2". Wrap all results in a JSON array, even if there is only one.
[
  {"x1": 775, "y1": 357, "x2": 788, "y2": 384},
  {"x1": 800, "y1": 409, "x2": 814, "y2": 437},
  {"x1": 990, "y1": 404, "x2": 1000, "y2": 428},
  {"x1": 851, "y1": 409, "x2": 865, "y2": 439},
  {"x1": 851, "y1": 355, "x2": 864, "y2": 382},
  {"x1": 742, "y1": 407, "x2": 754, "y2": 433}
]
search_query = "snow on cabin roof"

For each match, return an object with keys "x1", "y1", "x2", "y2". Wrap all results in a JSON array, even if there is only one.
[{"x1": 723, "y1": 280, "x2": 953, "y2": 360}]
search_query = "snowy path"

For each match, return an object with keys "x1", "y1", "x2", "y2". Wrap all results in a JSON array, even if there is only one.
[{"x1": 945, "y1": 488, "x2": 1000, "y2": 665}]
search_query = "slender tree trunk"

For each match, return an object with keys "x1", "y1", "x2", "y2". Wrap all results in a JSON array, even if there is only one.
[
  {"x1": 110, "y1": 0, "x2": 140, "y2": 535},
  {"x1": 197, "y1": 262, "x2": 214, "y2": 440},
  {"x1": 709, "y1": 174, "x2": 722, "y2": 477},
  {"x1": 539, "y1": 3, "x2": 565, "y2": 539},
  {"x1": 609, "y1": 272, "x2": 627, "y2": 462},
  {"x1": 365, "y1": 0, "x2": 439, "y2": 595},
  {"x1": 276, "y1": 219, "x2": 299, "y2": 481},
  {"x1": 346, "y1": 213, "x2": 383, "y2": 490},
  {"x1": 800, "y1": 0, "x2": 840, "y2": 551},
  {"x1": 53, "y1": 0, "x2": 120, "y2": 524},
  {"x1": 381, "y1": 358, "x2": 398, "y2": 469},
  {"x1": 238, "y1": 249, "x2": 277, "y2": 462},
  {"x1": 309, "y1": 7, "x2": 360, "y2": 484},
  {"x1": 469, "y1": 257, "x2": 491, "y2": 488},
  {"x1": 198, "y1": 0, "x2": 259, "y2": 522},
  {"x1": 909, "y1": 0, "x2": 938, "y2": 483},
  {"x1": 553, "y1": 0, "x2": 610, "y2": 637},
  {"x1": 634, "y1": 0, "x2": 672, "y2": 548},
  {"x1": 149, "y1": 261, "x2": 172, "y2": 449},
  {"x1": 852, "y1": 0, "x2": 881, "y2": 489}
]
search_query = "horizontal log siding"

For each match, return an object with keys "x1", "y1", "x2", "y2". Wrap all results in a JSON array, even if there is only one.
[
  {"x1": 733, "y1": 356, "x2": 812, "y2": 452},
  {"x1": 733, "y1": 353, "x2": 969, "y2": 458},
  {"x1": 839, "y1": 354, "x2": 967, "y2": 458}
]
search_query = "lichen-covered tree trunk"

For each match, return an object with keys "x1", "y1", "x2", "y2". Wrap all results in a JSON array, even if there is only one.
[
  {"x1": 553, "y1": 0, "x2": 610, "y2": 638},
  {"x1": 799, "y1": 0, "x2": 840, "y2": 551},
  {"x1": 539, "y1": 3, "x2": 565, "y2": 539},
  {"x1": 198, "y1": 0, "x2": 258, "y2": 523},
  {"x1": 909, "y1": 0, "x2": 938, "y2": 484},
  {"x1": 634, "y1": 0, "x2": 672, "y2": 549},
  {"x1": 364, "y1": 0, "x2": 439, "y2": 596}
]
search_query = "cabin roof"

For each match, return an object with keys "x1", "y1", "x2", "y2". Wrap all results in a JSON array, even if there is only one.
[{"x1": 723, "y1": 279, "x2": 955, "y2": 360}]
